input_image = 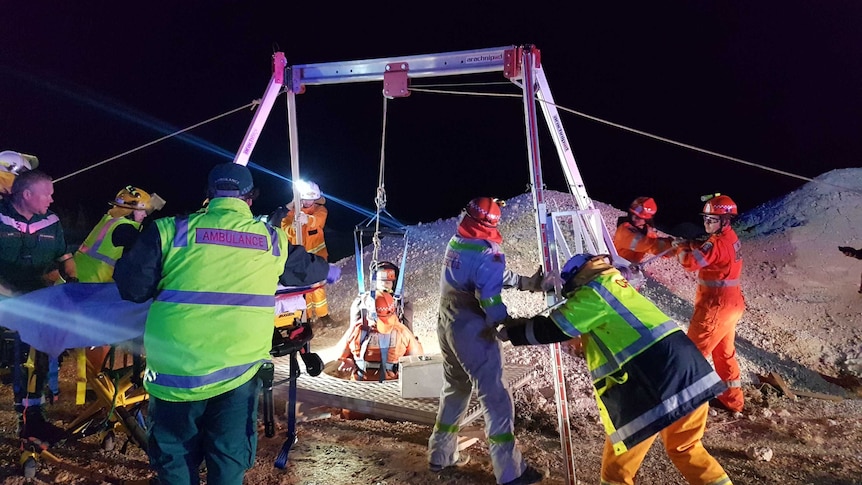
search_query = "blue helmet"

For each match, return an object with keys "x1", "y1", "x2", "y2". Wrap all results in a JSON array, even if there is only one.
[{"x1": 560, "y1": 253, "x2": 596, "y2": 284}]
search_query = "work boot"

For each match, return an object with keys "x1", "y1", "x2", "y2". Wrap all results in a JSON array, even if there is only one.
[
  {"x1": 318, "y1": 315, "x2": 335, "y2": 328},
  {"x1": 502, "y1": 465, "x2": 544, "y2": 485},
  {"x1": 17, "y1": 406, "x2": 67, "y2": 444},
  {"x1": 429, "y1": 453, "x2": 470, "y2": 472}
]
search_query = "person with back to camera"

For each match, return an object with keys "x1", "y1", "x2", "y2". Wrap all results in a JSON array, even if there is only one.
[
  {"x1": 671, "y1": 193, "x2": 745, "y2": 413},
  {"x1": 496, "y1": 253, "x2": 733, "y2": 485},
  {"x1": 427, "y1": 196, "x2": 546, "y2": 485},
  {"x1": 114, "y1": 163, "x2": 339, "y2": 485}
]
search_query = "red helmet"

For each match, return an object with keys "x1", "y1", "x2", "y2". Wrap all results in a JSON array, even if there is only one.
[
  {"x1": 375, "y1": 292, "x2": 397, "y2": 317},
  {"x1": 629, "y1": 197, "x2": 657, "y2": 220},
  {"x1": 701, "y1": 194, "x2": 738, "y2": 216},
  {"x1": 465, "y1": 197, "x2": 503, "y2": 227}
]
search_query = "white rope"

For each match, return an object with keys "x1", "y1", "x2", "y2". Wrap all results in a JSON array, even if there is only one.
[
  {"x1": 408, "y1": 86, "x2": 862, "y2": 196},
  {"x1": 54, "y1": 100, "x2": 261, "y2": 183},
  {"x1": 371, "y1": 95, "x2": 390, "y2": 273}
]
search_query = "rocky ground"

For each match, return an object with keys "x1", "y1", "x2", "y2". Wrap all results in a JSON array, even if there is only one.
[{"x1": 1, "y1": 177, "x2": 861, "y2": 484}]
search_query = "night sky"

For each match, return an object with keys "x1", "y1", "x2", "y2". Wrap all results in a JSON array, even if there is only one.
[{"x1": 3, "y1": 3, "x2": 861, "y2": 259}]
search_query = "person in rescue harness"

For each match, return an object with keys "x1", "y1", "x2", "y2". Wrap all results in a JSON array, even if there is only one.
[
  {"x1": 671, "y1": 194, "x2": 746, "y2": 414},
  {"x1": 114, "y1": 163, "x2": 339, "y2": 485},
  {"x1": 337, "y1": 291, "x2": 423, "y2": 381},
  {"x1": 495, "y1": 253, "x2": 732, "y2": 485},
  {"x1": 613, "y1": 196, "x2": 674, "y2": 265},
  {"x1": 349, "y1": 260, "x2": 415, "y2": 332},
  {"x1": 838, "y1": 246, "x2": 862, "y2": 293},
  {"x1": 427, "y1": 196, "x2": 545, "y2": 485},
  {"x1": 0, "y1": 169, "x2": 77, "y2": 444},
  {"x1": 0, "y1": 150, "x2": 39, "y2": 199},
  {"x1": 277, "y1": 179, "x2": 333, "y2": 325}
]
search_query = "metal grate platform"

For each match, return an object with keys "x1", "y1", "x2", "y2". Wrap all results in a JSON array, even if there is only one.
[{"x1": 272, "y1": 357, "x2": 537, "y2": 426}]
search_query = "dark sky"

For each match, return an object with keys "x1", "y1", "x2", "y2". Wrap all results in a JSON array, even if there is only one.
[{"x1": 3, "y1": 3, "x2": 861, "y2": 259}]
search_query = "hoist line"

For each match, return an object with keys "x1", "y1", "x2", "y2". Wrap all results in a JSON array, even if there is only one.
[
  {"x1": 408, "y1": 86, "x2": 862, "y2": 197},
  {"x1": 371, "y1": 96, "x2": 391, "y2": 273},
  {"x1": 54, "y1": 101, "x2": 261, "y2": 183}
]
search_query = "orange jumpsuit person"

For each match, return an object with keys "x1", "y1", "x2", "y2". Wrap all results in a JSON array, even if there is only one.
[
  {"x1": 337, "y1": 292, "x2": 423, "y2": 382},
  {"x1": 281, "y1": 180, "x2": 331, "y2": 323},
  {"x1": 674, "y1": 194, "x2": 745, "y2": 412},
  {"x1": 613, "y1": 196, "x2": 673, "y2": 264}
]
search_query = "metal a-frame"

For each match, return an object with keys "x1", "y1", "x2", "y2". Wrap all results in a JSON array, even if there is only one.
[{"x1": 231, "y1": 45, "x2": 616, "y2": 485}]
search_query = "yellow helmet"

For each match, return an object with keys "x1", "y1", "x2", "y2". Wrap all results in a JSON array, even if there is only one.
[
  {"x1": 0, "y1": 150, "x2": 39, "y2": 175},
  {"x1": 109, "y1": 186, "x2": 154, "y2": 211}
]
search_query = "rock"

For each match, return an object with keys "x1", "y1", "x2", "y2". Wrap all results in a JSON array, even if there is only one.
[
  {"x1": 746, "y1": 446, "x2": 774, "y2": 462},
  {"x1": 760, "y1": 408, "x2": 774, "y2": 418}
]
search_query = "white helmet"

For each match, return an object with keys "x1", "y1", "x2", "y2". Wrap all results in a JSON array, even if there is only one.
[
  {"x1": 0, "y1": 151, "x2": 39, "y2": 175},
  {"x1": 295, "y1": 179, "x2": 321, "y2": 200}
]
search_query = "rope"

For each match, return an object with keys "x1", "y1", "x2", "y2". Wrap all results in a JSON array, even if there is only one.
[
  {"x1": 54, "y1": 100, "x2": 261, "y2": 183},
  {"x1": 370, "y1": 95, "x2": 390, "y2": 274},
  {"x1": 408, "y1": 85, "x2": 862, "y2": 196}
]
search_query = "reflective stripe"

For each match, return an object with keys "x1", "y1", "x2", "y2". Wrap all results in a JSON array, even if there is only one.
[
  {"x1": 692, "y1": 249, "x2": 709, "y2": 267},
  {"x1": 698, "y1": 278, "x2": 740, "y2": 287},
  {"x1": 79, "y1": 217, "x2": 124, "y2": 267},
  {"x1": 627, "y1": 233, "x2": 643, "y2": 251},
  {"x1": 0, "y1": 213, "x2": 59, "y2": 234},
  {"x1": 586, "y1": 280, "x2": 680, "y2": 380},
  {"x1": 147, "y1": 360, "x2": 264, "y2": 389},
  {"x1": 156, "y1": 289, "x2": 275, "y2": 307},
  {"x1": 706, "y1": 476, "x2": 732, "y2": 485},
  {"x1": 725, "y1": 379, "x2": 742, "y2": 388},
  {"x1": 524, "y1": 320, "x2": 541, "y2": 345},
  {"x1": 266, "y1": 224, "x2": 280, "y2": 257},
  {"x1": 307, "y1": 241, "x2": 326, "y2": 254},
  {"x1": 434, "y1": 421, "x2": 460, "y2": 434},
  {"x1": 174, "y1": 216, "x2": 189, "y2": 247},
  {"x1": 17, "y1": 397, "x2": 45, "y2": 407},
  {"x1": 609, "y1": 371, "x2": 722, "y2": 446},
  {"x1": 550, "y1": 311, "x2": 582, "y2": 338},
  {"x1": 487, "y1": 432, "x2": 515, "y2": 444},
  {"x1": 448, "y1": 239, "x2": 489, "y2": 252},
  {"x1": 479, "y1": 295, "x2": 502, "y2": 308}
]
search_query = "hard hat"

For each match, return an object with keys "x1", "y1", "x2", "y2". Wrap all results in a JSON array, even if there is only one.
[
  {"x1": 701, "y1": 194, "x2": 738, "y2": 217},
  {"x1": 374, "y1": 261, "x2": 399, "y2": 283},
  {"x1": 375, "y1": 292, "x2": 397, "y2": 317},
  {"x1": 0, "y1": 151, "x2": 39, "y2": 175},
  {"x1": 629, "y1": 197, "x2": 657, "y2": 220},
  {"x1": 109, "y1": 186, "x2": 153, "y2": 211},
  {"x1": 208, "y1": 163, "x2": 254, "y2": 197},
  {"x1": 560, "y1": 253, "x2": 596, "y2": 284},
  {"x1": 465, "y1": 197, "x2": 504, "y2": 228},
  {"x1": 295, "y1": 179, "x2": 321, "y2": 200}
]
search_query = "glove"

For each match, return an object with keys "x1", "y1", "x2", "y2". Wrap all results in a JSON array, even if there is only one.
[
  {"x1": 296, "y1": 211, "x2": 310, "y2": 225},
  {"x1": 337, "y1": 357, "x2": 355, "y2": 373},
  {"x1": 541, "y1": 271, "x2": 561, "y2": 292},
  {"x1": 268, "y1": 205, "x2": 289, "y2": 226},
  {"x1": 326, "y1": 264, "x2": 341, "y2": 284},
  {"x1": 517, "y1": 267, "x2": 544, "y2": 292},
  {"x1": 481, "y1": 324, "x2": 509, "y2": 342}
]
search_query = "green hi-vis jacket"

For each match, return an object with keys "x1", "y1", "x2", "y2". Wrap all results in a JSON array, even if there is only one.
[
  {"x1": 509, "y1": 269, "x2": 724, "y2": 455},
  {"x1": 74, "y1": 214, "x2": 140, "y2": 282},
  {"x1": 145, "y1": 198, "x2": 287, "y2": 402}
]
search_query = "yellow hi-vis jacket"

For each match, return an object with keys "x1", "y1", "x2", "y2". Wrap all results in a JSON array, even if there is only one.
[{"x1": 74, "y1": 214, "x2": 141, "y2": 282}]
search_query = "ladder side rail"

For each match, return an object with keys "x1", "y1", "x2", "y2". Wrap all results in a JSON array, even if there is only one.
[
  {"x1": 533, "y1": 67, "x2": 593, "y2": 212},
  {"x1": 286, "y1": 91, "x2": 305, "y2": 247},
  {"x1": 232, "y1": 53, "x2": 287, "y2": 166},
  {"x1": 519, "y1": 47, "x2": 577, "y2": 485}
]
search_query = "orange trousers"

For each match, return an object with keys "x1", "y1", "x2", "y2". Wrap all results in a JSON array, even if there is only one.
[
  {"x1": 687, "y1": 296, "x2": 745, "y2": 412},
  {"x1": 306, "y1": 286, "x2": 329, "y2": 318},
  {"x1": 600, "y1": 404, "x2": 731, "y2": 485}
]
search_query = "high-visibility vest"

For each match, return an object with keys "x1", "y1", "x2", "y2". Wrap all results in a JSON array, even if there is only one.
[
  {"x1": 74, "y1": 214, "x2": 140, "y2": 282},
  {"x1": 550, "y1": 271, "x2": 723, "y2": 455},
  {"x1": 144, "y1": 197, "x2": 287, "y2": 402}
]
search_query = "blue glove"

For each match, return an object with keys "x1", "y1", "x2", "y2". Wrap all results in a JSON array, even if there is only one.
[{"x1": 326, "y1": 264, "x2": 341, "y2": 284}]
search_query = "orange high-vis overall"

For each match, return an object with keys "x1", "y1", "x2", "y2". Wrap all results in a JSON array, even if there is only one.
[
  {"x1": 613, "y1": 221, "x2": 673, "y2": 264},
  {"x1": 283, "y1": 201, "x2": 329, "y2": 317},
  {"x1": 600, "y1": 404, "x2": 732, "y2": 485},
  {"x1": 676, "y1": 225, "x2": 745, "y2": 412}
]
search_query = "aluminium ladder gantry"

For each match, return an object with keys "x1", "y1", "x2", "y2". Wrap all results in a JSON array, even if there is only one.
[{"x1": 230, "y1": 45, "x2": 616, "y2": 485}]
